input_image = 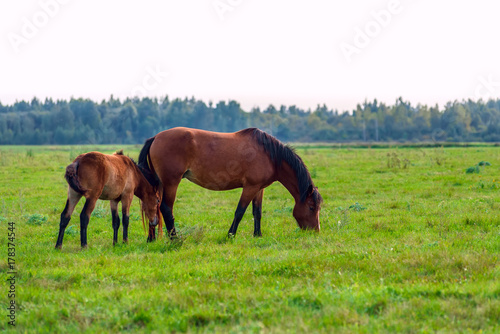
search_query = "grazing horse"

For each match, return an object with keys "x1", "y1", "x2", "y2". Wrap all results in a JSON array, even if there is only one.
[
  {"x1": 138, "y1": 127, "x2": 322, "y2": 238},
  {"x1": 55, "y1": 151, "x2": 161, "y2": 249}
]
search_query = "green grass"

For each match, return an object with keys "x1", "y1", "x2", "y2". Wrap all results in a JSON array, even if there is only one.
[{"x1": 0, "y1": 144, "x2": 499, "y2": 333}]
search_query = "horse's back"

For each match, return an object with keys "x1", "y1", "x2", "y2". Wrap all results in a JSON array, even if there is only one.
[
  {"x1": 153, "y1": 127, "x2": 260, "y2": 154},
  {"x1": 70, "y1": 151, "x2": 136, "y2": 199},
  {"x1": 150, "y1": 127, "x2": 275, "y2": 190}
]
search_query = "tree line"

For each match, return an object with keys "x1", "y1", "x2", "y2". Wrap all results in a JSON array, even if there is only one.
[{"x1": 0, "y1": 96, "x2": 499, "y2": 145}]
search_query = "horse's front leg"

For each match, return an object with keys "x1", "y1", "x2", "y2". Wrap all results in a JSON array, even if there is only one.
[
  {"x1": 122, "y1": 214, "x2": 130, "y2": 244},
  {"x1": 252, "y1": 189, "x2": 264, "y2": 237},
  {"x1": 110, "y1": 200, "x2": 120, "y2": 246},
  {"x1": 147, "y1": 225, "x2": 156, "y2": 242},
  {"x1": 120, "y1": 195, "x2": 133, "y2": 244}
]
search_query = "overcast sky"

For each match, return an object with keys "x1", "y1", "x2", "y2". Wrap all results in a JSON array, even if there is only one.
[{"x1": 1, "y1": 0, "x2": 499, "y2": 112}]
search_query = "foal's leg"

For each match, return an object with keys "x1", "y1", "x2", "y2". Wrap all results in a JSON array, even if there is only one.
[
  {"x1": 121, "y1": 194, "x2": 133, "y2": 244},
  {"x1": 252, "y1": 189, "x2": 264, "y2": 237},
  {"x1": 80, "y1": 197, "x2": 97, "y2": 248},
  {"x1": 228, "y1": 186, "x2": 261, "y2": 237},
  {"x1": 147, "y1": 225, "x2": 156, "y2": 242},
  {"x1": 110, "y1": 200, "x2": 120, "y2": 246},
  {"x1": 55, "y1": 189, "x2": 82, "y2": 249}
]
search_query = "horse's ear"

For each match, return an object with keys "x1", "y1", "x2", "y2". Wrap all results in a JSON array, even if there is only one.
[
  {"x1": 156, "y1": 184, "x2": 163, "y2": 202},
  {"x1": 307, "y1": 184, "x2": 314, "y2": 195}
]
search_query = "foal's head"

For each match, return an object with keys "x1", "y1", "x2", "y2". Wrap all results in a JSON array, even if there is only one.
[
  {"x1": 141, "y1": 189, "x2": 161, "y2": 227},
  {"x1": 136, "y1": 162, "x2": 161, "y2": 227},
  {"x1": 293, "y1": 185, "x2": 322, "y2": 231}
]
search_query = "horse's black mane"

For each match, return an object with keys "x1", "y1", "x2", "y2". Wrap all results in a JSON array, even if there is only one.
[
  {"x1": 241, "y1": 128, "x2": 322, "y2": 204},
  {"x1": 115, "y1": 150, "x2": 159, "y2": 187}
]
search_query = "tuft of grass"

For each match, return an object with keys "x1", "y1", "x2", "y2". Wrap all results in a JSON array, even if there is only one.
[
  {"x1": 466, "y1": 165, "x2": 480, "y2": 174},
  {"x1": 181, "y1": 224, "x2": 205, "y2": 244},
  {"x1": 65, "y1": 225, "x2": 78, "y2": 236},
  {"x1": 289, "y1": 295, "x2": 323, "y2": 311},
  {"x1": 432, "y1": 146, "x2": 446, "y2": 166},
  {"x1": 387, "y1": 152, "x2": 411, "y2": 169},
  {"x1": 25, "y1": 213, "x2": 48, "y2": 225},
  {"x1": 349, "y1": 202, "x2": 367, "y2": 212},
  {"x1": 91, "y1": 202, "x2": 108, "y2": 218},
  {"x1": 466, "y1": 161, "x2": 492, "y2": 174}
]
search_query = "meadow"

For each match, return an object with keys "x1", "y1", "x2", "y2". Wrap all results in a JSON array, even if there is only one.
[{"x1": 0, "y1": 144, "x2": 499, "y2": 333}]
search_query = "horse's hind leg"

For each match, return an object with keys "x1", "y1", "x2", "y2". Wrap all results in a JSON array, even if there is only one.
[
  {"x1": 252, "y1": 189, "x2": 264, "y2": 237},
  {"x1": 55, "y1": 189, "x2": 82, "y2": 249},
  {"x1": 110, "y1": 200, "x2": 120, "y2": 246},
  {"x1": 80, "y1": 197, "x2": 97, "y2": 249}
]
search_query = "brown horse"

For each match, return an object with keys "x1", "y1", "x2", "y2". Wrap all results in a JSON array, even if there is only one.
[
  {"x1": 138, "y1": 127, "x2": 322, "y2": 238},
  {"x1": 55, "y1": 151, "x2": 161, "y2": 249}
]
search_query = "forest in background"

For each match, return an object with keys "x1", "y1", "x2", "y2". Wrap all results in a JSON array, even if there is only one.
[{"x1": 0, "y1": 96, "x2": 499, "y2": 145}]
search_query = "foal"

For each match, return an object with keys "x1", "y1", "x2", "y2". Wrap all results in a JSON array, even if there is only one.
[{"x1": 55, "y1": 151, "x2": 160, "y2": 249}]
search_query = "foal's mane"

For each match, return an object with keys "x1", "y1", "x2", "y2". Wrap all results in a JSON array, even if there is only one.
[
  {"x1": 240, "y1": 128, "x2": 322, "y2": 204},
  {"x1": 115, "y1": 150, "x2": 158, "y2": 188}
]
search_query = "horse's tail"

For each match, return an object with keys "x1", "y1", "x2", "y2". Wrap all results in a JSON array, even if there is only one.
[
  {"x1": 138, "y1": 136, "x2": 155, "y2": 168},
  {"x1": 138, "y1": 136, "x2": 158, "y2": 186},
  {"x1": 65, "y1": 161, "x2": 87, "y2": 195}
]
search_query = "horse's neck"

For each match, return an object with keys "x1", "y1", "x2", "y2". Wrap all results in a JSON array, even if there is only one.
[
  {"x1": 133, "y1": 169, "x2": 150, "y2": 199},
  {"x1": 276, "y1": 161, "x2": 301, "y2": 203}
]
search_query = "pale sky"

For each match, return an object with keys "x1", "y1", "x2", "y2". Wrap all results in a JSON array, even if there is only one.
[{"x1": 1, "y1": 0, "x2": 499, "y2": 112}]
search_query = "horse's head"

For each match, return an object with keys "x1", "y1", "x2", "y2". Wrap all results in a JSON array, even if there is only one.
[
  {"x1": 293, "y1": 185, "x2": 322, "y2": 231},
  {"x1": 141, "y1": 189, "x2": 161, "y2": 227}
]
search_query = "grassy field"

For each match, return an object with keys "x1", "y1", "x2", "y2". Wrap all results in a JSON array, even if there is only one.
[{"x1": 0, "y1": 144, "x2": 499, "y2": 333}]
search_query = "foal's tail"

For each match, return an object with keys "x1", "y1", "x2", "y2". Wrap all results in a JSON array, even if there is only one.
[{"x1": 65, "y1": 161, "x2": 87, "y2": 195}]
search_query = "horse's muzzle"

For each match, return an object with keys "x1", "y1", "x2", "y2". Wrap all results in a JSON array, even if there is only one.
[{"x1": 149, "y1": 216, "x2": 159, "y2": 226}]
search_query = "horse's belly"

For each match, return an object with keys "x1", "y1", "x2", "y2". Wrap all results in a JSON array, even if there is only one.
[
  {"x1": 184, "y1": 169, "x2": 243, "y2": 191},
  {"x1": 99, "y1": 183, "x2": 125, "y2": 200},
  {"x1": 98, "y1": 167, "x2": 129, "y2": 200},
  {"x1": 99, "y1": 187, "x2": 119, "y2": 200}
]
